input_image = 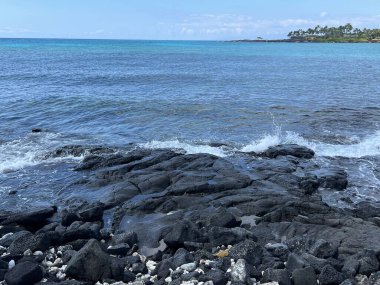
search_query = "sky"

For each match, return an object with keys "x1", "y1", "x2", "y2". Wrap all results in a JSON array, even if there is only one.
[{"x1": 0, "y1": 0, "x2": 380, "y2": 40}]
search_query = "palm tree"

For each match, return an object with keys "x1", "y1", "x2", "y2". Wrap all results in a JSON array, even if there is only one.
[
  {"x1": 314, "y1": 25, "x2": 321, "y2": 37},
  {"x1": 344, "y1": 23, "x2": 353, "y2": 37}
]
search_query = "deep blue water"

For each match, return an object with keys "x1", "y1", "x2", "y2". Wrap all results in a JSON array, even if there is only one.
[{"x1": 1, "y1": 39, "x2": 380, "y2": 210}]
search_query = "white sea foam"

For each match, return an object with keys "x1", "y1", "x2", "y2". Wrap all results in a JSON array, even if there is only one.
[
  {"x1": 241, "y1": 126, "x2": 315, "y2": 153},
  {"x1": 139, "y1": 140, "x2": 230, "y2": 157},
  {"x1": 140, "y1": 130, "x2": 380, "y2": 159},
  {"x1": 314, "y1": 131, "x2": 380, "y2": 158},
  {"x1": 0, "y1": 133, "x2": 83, "y2": 174},
  {"x1": 241, "y1": 129, "x2": 380, "y2": 158}
]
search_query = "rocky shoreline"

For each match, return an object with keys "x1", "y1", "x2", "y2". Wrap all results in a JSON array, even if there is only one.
[{"x1": 1, "y1": 144, "x2": 380, "y2": 285}]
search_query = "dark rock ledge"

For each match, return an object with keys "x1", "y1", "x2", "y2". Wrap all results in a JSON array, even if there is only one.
[{"x1": 0, "y1": 144, "x2": 379, "y2": 285}]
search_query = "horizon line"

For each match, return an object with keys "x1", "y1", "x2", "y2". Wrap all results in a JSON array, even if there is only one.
[{"x1": 0, "y1": 36, "x2": 233, "y2": 41}]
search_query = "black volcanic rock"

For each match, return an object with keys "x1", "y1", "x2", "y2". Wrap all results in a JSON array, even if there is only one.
[
  {"x1": 229, "y1": 240, "x2": 263, "y2": 266},
  {"x1": 5, "y1": 261, "x2": 43, "y2": 285},
  {"x1": 262, "y1": 144, "x2": 315, "y2": 159},
  {"x1": 7, "y1": 232, "x2": 50, "y2": 255},
  {"x1": 318, "y1": 264, "x2": 345, "y2": 285},
  {"x1": 164, "y1": 220, "x2": 202, "y2": 248},
  {"x1": 292, "y1": 267, "x2": 318, "y2": 285},
  {"x1": 18, "y1": 144, "x2": 380, "y2": 284},
  {"x1": 261, "y1": 268, "x2": 292, "y2": 285},
  {"x1": 65, "y1": 239, "x2": 110, "y2": 282},
  {"x1": 312, "y1": 168, "x2": 348, "y2": 190},
  {"x1": 0, "y1": 206, "x2": 56, "y2": 229}
]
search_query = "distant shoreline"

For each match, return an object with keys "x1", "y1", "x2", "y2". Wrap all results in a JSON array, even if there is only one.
[{"x1": 228, "y1": 39, "x2": 380, "y2": 43}]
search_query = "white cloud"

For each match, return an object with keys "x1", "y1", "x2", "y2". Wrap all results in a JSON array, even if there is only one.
[
  {"x1": 173, "y1": 14, "x2": 380, "y2": 39},
  {"x1": 0, "y1": 27, "x2": 31, "y2": 34}
]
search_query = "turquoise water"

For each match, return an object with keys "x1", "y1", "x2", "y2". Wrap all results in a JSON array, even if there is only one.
[
  {"x1": 1, "y1": 39, "x2": 380, "y2": 145},
  {"x1": 1, "y1": 39, "x2": 380, "y2": 209}
]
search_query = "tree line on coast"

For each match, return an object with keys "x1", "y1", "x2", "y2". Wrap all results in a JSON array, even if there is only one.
[{"x1": 287, "y1": 23, "x2": 380, "y2": 42}]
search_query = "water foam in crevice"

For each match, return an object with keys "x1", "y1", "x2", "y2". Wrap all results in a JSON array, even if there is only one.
[{"x1": 139, "y1": 140, "x2": 230, "y2": 157}]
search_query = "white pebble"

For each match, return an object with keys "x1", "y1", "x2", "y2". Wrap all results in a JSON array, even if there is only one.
[
  {"x1": 49, "y1": 248, "x2": 55, "y2": 254},
  {"x1": 33, "y1": 251, "x2": 43, "y2": 256},
  {"x1": 49, "y1": 266, "x2": 59, "y2": 274},
  {"x1": 146, "y1": 260, "x2": 156, "y2": 272},
  {"x1": 8, "y1": 260, "x2": 15, "y2": 270},
  {"x1": 165, "y1": 276, "x2": 172, "y2": 283},
  {"x1": 23, "y1": 249, "x2": 32, "y2": 256},
  {"x1": 56, "y1": 271, "x2": 66, "y2": 281},
  {"x1": 53, "y1": 258, "x2": 63, "y2": 266},
  {"x1": 180, "y1": 262, "x2": 197, "y2": 272},
  {"x1": 44, "y1": 260, "x2": 54, "y2": 267}
]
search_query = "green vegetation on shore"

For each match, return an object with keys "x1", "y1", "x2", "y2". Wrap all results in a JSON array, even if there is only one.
[{"x1": 287, "y1": 23, "x2": 380, "y2": 42}]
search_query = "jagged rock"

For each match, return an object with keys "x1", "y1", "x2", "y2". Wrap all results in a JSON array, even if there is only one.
[
  {"x1": 261, "y1": 268, "x2": 292, "y2": 285},
  {"x1": 312, "y1": 168, "x2": 348, "y2": 190},
  {"x1": 265, "y1": 243, "x2": 290, "y2": 261},
  {"x1": 65, "y1": 239, "x2": 110, "y2": 282},
  {"x1": 107, "y1": 243, "x2": 130, "y2": 256},
  {"x1": 262, "y1": 144, "x2": 315, "y2": 159},
  {"x1": 198, "y1": 268, "x2": 229, "y2": 285},
  {"x1": 286, "y1": 253, "x2": 308, "y2": 273},
  {"x1": 153, "y1": 259, "x2": 175, "y2": 279},
  {"x1": 60, "y1": 221, "x2": 101, "y2": 242},
  {"x1": 358, "y1": 251, "x2": 380, "y2": 276},
  {"x1": 164, "y1": 220, "x2": 202, "y2": 248},
  {"x1": 4, "y1": 261, "x2": 43, "y2": 285},
  {"x1": 61, "y1": 211, "x2": 81, "y2": 227},
  {"x1": 229, "y1": 239, "x2": 263, "y2": 266},
  {"x1": 7, "y1": 232, "x2": 50, "y2": 255},
  {"x1": 292, "y1": 267, "x2": 318, "y2": 285},
  {"x1": 172, "y1": 248, "x2": 194, "y2": 268},
  {"x1": 111, "y1": 232, "x2": 138, "y2": 247},
  {"x1": 309, "y1": 239, "x2": 337, "y2": 259},
  {"x1": 208, "y1": 226, "x2": 256, "y2": 246},
  {"x1": 319, "y1": 264, "x2": 345, "y2": 285},
  {"x1": 131, "y1": 262, "x2": 148, "y2": 274},
  {"x1": 78, "y1": 204, "x2": 104, "y2": 222},
  {"x1": 208, "y1": 209, "x2": 241, "y2": 228},
  {"x1": 302, "y1": 253, "x2": 329, "y2": 273},
  {"x1": 1, "y1": 207, "x2": 56, "y2": 229}
]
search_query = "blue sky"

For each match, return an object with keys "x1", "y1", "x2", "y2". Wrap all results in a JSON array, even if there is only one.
[{"x1": 0, "y1": 0, "x2": 380, "y2": 40}]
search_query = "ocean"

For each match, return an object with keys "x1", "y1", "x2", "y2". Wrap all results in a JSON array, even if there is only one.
[{"x1": 1, "y1": 38, "x2": 380, "y2": 210}]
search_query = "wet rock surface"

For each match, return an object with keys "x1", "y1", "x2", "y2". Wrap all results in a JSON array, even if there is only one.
[{"x1": 0, "y1": 144, "x2": 379, "y2": 284}]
